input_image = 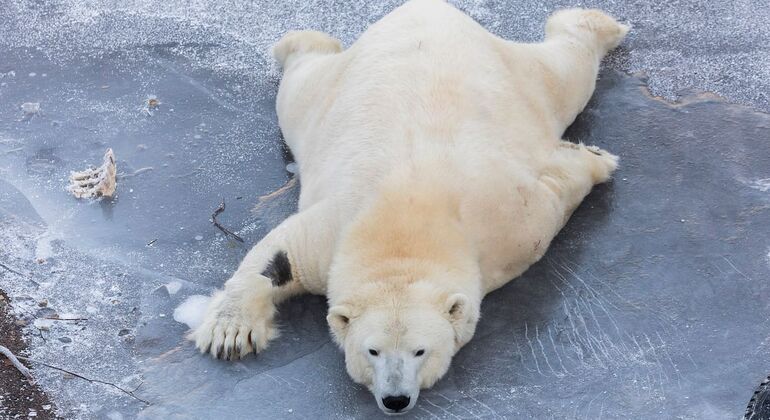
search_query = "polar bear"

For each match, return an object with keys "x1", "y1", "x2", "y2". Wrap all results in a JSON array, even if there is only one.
[{"x1": 191, "y1": 0, "x2": 627, "y2": 414}]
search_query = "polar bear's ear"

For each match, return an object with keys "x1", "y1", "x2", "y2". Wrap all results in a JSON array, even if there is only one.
[
  {"x1": 445, "y1": 293, "x2": 469, "y2": 323},
  {"x1": 445, "y1": 293, "x2": 476, "y2": 347},
  {"x1": 327, "y1": 305, "x2": 353, "y2": 345}
]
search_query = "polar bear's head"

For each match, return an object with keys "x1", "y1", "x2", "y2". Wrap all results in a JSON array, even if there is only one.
[{"x1": 327, "y1": 285, "x2": 477, "y2": 414}]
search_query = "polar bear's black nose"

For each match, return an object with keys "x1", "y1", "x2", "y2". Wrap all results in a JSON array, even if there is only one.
[{"x1": 382, "y1": 395, "x2": 411, "y2": 411}]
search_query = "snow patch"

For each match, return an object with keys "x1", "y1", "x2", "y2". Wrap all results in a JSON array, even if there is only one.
[
  {"x1": 34, "y1": 318, "x2": 54, "y2": 331},
  {"x1": 35, "y1": 229, "x2": 60, "y2": 262},
  {"x1": 173, "y1": 295, "x2": 210, "y2": 330},
  {"x1": 748, "y1": 178, "x2": 770, "y2": 192}
]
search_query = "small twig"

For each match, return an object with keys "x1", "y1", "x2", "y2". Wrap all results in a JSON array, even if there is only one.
[
  {"x1": 0, "y1": 261, "x2": 25, "y2": 277},
  {"x1": 211, "y1": 199, "x2": 244, "y2": 243},
  {"x1": 44, "y1": 317, "x2": 88, "y2": 321},
  {"x1": 0, "y1": 345, "x2": 34, "y2": 381},
  {"x1": 15, "y1": 355, "x2": 150, "y2": 405},
  {"x1": 252, "y1": 177, "x2": 298, "y2": 213}
]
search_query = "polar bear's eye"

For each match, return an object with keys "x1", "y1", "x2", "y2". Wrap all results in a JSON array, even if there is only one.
[
  {"x1": 368, "y1": 349, "x2": 379, "y2": 356},
  {"x1": 415, "y1": 349, "x2": 425, "y2": 357}
]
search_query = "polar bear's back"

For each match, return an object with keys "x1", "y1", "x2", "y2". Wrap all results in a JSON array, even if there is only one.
[{"x1": 277, "y1": 0, "x2": 588, "y2": 209}]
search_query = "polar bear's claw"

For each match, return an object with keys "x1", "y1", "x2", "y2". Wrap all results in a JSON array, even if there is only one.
[{"x1": 191, "y1": 292, "x2": 278, "y2": 360}]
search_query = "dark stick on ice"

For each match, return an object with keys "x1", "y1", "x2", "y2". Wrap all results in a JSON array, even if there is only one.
[
  {"x1": 0, "y1": 345, "x2": 34, "y2": 381},
  {"x1": 0, "y1": 262, "x2": 25, "y2": 277},
  {"x1": 14, "y1": 355, "x2": 151, "y2": 405},
  {"x1": 0, "y1": 261, "x2": 39, "y2": 286},
  {"x1": 211, "y1": 199, "x2": 245, "y2": 243},
  {"x1": 44, "y1": 317, "x2": 89, "y2": 321}
]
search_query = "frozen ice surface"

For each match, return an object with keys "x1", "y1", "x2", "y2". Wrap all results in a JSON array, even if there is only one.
[
  {"x1": 0, "y1": 0, "x2": 769, "y2": 419},
  {"x1": 0, "y1": 0, "x2": 769, "y2": 111}
]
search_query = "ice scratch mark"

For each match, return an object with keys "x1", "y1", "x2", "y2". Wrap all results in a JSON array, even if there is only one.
[
  {"x1": 584, "y1": 267, "x2": 644, "y2": 311},
  {"x1": 547, "y1": 326, "x2": 570, "y2": 375},
  {"x1": 550, "y1": 265, "x2": 620, "y2": 368},
  {"x1": 422, "y1": 397, "x2": 462, "y2": 420},
  {"x1": 569, "y1": 302, "x2": 607, "y2": 368},
  {"x1": 654, "y1": 331, "x2": 682, "y2": 387},
  {"x1": 263, "y1": 373, "x2": 284, "y2": 387},
  {"x1": 436, "y1": 392, "x2": 478, "y2": 418},
  {"x1": 467, "y1": 394, "x2": 498, "y2": 419},
  {"x1": 155, "y1": 59, "x2": 273, "y2": 121},
  {"x1": 264, "y1": 373, "x2": 296, "y2": 390},
  {"x1": 572, "y1": 394, "x2": 588, "y2": 419},
  {"x1": 598, "y1": 397, "x2": 606, "y2": 420},
  {"x1": 416, "y1": 405, "x2": 441, "y2": 420},
  {"x1": 556, "y1": 260, "x2": 627, "y2": 333},
  {"x1": 524, "y1": 322, "x2": 544, "y2": 376},
  {"x1": 644, "y1": 333, "x2": 670, "y2": 386},
  {"x1": 511, "y1": 336, "x2": 533, "y2": 374},
  {"x1": 535, "y1": 325, "x2": 560, "y2": 377},
  {"x1": 585, "y1": 391, "x2": 603, "y2": 418},
  {"x1": 562, "y1": 301, "x2": 586, "y2": 366},
  {"x1": 722, "y1": 256, "x2": 752, "y2": 281}
]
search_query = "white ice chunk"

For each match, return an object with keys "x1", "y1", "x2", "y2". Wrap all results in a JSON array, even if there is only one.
[
  {"x1": 173, "y1": 295, "x2": 210, "y2": 330},
  {"x1": 21, "y1": 102, "x2": 40, "y2": 115},
  {"x1": 165, "y1": 281, "x2": 182, "y2": 295}
]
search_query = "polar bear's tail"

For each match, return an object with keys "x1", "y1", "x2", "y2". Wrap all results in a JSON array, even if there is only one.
[
  {"x1": 545, "y1": 9, "x2": 630, "y2": 53},
  {"x1": 272, "y1": 30, "x2": 343, "y2": 68}
]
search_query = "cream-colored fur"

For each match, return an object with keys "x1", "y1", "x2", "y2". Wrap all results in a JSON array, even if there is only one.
[{"x1": 191, "y1": 0, "x2": 627, "y2": 413}]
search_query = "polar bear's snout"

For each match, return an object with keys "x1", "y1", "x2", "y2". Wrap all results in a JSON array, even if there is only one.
[{"x1": 372, "y1": 351, "x2": 421, "y2": 414}]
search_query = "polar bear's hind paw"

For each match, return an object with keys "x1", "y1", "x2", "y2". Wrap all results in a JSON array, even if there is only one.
[
  {"x1": 546, "y1": 9, "x2": 630, "y2": 51},
  {"x1": 586, "y1": 145, "x2": 619, "y2": 182},
  {"x1": 273, "y1": 30, "x2": 342, "y2": 67}
]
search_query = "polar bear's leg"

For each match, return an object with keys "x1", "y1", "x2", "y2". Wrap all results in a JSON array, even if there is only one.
[
  {"x1": 191, "y1": 202, "x2": 335, "y2": 359},
  {"x1": 540, "y1": 141, "x2": 618, "y2": 221},
  {"x1": 530, "y1": 9, "x2": 629, "y2": 132},
  {"x1": 544, "y1": 9, "x2": 629, "y2": 55},
  {"x1": 273, "y1": 30, "x2": 342, "y2": 68}
]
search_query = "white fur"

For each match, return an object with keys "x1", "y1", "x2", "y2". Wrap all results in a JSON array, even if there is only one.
[{"x1": 191, "y1": 0, "x2": 627, "y2": 413}]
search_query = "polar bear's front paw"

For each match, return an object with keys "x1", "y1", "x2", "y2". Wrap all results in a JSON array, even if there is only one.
[{"x1": 191, "y1": 293, "x2": 277, "y2": 360}]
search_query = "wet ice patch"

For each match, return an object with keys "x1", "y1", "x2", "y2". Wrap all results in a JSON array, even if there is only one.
[{"x1": 173, "y1": 295, "x2": 210, "y2": 330}]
